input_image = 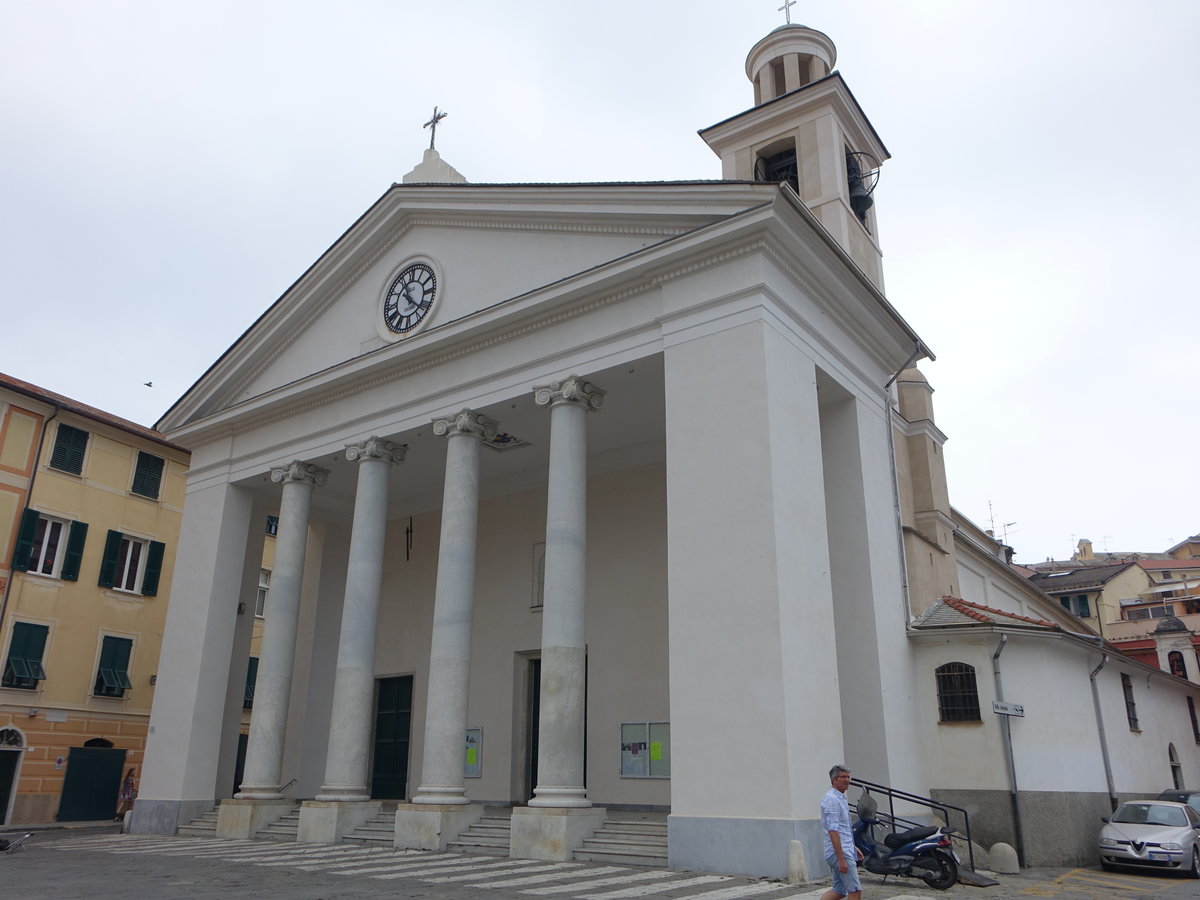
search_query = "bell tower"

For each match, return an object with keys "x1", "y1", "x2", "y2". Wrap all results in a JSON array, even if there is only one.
[{"x1": 699, "y1": 23, "x2": 888, "y2": 286}]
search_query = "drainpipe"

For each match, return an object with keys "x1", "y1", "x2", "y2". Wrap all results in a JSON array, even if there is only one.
[
  {"x1": 0, "y1": 405, "x2": 58, "y2": 638},
  {"x1": 1089, "y1": 653, "x2": 1119, "y2": 812},
  {"x1": 993, "y1": 635, "x2": 1026, "y2": 866}
]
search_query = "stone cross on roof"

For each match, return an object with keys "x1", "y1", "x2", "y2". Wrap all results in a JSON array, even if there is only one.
[
  {"x1": 777, "y1": 0, "x2": 797, "y2": 25},
  {"x1": 423, "y1": 106, "x2": 448, "y2": 150}
]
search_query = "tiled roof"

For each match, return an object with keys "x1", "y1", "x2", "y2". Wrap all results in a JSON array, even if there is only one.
[
  {"x1": 0, "y1": 371, "x2": 188, "y2": 453},
  {"x1": 1137, "y1": 559, "x2": 1200, "y2": 571},
  {"x1": 913, "y1": 596, "x2": 1058, "y2": 630},
  {"x1": 1026, "y1": 563, "x2": 1134, "y2": 592}
]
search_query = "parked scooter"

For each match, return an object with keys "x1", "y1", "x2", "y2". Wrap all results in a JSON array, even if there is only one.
[{"x1": 852, "y1": 792, "x2": 958, "y2": 890}]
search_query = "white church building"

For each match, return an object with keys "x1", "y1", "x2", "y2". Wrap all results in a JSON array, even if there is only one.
[{"x1": 130, "y1": 22, "x2": 1200, "y2": 877}]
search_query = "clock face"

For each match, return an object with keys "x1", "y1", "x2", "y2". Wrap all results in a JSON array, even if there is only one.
[{"x1": 382, "y1": 263, "x2": 437, "y2": 335}]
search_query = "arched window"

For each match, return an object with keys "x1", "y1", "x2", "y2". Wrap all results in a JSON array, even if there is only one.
[
  {"x1": 1168, "y1": 651, "x2": 1187, "y2": 679},
  {"x1": 0, "y1": 727, "x2": 24, "y2": 748},
  {"x1": 935, "y1": 662, "x2": 981, "y2": 722},
  {"x1": 83, "y1": 737, "x2": 114, "y2": 748},
  {"x1": 1169, "y1": 743, "x2": 1183, "y2": 790}
]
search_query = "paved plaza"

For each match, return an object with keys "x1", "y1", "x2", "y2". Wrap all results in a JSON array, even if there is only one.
[{"x1": 2, "y1": 827, "x2": 1198, "y2": 900}]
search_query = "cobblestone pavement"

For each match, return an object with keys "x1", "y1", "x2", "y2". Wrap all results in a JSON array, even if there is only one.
[{"x1": 3, "y1": 828, "x2": 1198, "y2": 900}]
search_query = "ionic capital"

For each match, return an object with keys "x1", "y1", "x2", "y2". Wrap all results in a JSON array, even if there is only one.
[
  {"x1": 534, "y1": 375, "x2": 605, "y2": 411},
  {"x1": 270, "y1": 460, "x2": 330, "y2": 487},
  {"x1": 432, "y1": 408, "x2": 499, "y2": 441},
  {"x1": 345, "y1": 436, "x2": 407, "y2": 465}
]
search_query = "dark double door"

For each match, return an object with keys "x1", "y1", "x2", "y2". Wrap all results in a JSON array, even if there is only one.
[{"x1": 57, "y1": 746, "x2": 126, "y2": 821}]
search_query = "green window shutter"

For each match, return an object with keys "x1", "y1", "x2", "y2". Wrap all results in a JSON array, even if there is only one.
[
  {"x1": 131, "y1": 452, "x2": 165, "y2": 499},
  {"x1": 3, "y1": 622, "x2": 49, "y2": 688},
  {"x1": 98, "y1": 530, "x2": 123, "y2": 589},
  {"x1": 95, "y1": 635, "x2": 133, "y2": 697},
  {"x1": 49, "y1": 424, "x2": 89, "y2": 474},
  {"x1": 141, "y1": 541, "x2": 165, "y2": 596},
  {"x1": 244, "y1": 656, "x2": 259, "y2": 709},
  {"x1": 60, "y1": 520, "x2": 89, "y2": 582},
  {"x1": 11, "y1": 508, "x2": 40, "y2": 571}
]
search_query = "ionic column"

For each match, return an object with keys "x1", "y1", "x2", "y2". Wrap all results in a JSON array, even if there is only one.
[
  {"x1": 316, "y1": 438, "x2": 406, "y2": 800},
  {"x1": 412, "y1": 409, "x2": 497, "y2": 804},
  {"x1": 236, "y1": 460, "x2": 328, "y2": 799},
  {"x1": 529, "y1": 376, "x2": 604, "y2": 808}
]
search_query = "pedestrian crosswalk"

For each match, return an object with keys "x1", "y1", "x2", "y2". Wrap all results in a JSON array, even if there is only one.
[{"x1": 47, "y1": 835, "x2": 834, "y2": 898}]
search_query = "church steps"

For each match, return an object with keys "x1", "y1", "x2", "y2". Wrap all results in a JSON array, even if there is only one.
[
  {"x1": 176, "y1": 808, "x2": 219, "y2": 837},
  {"x1": 254, "y1": 807, "x2": 301, "y2": 842},
  {"x1": 446, "y1": 814, "x2": 512, "y2": 856},
  {"x1": 342, "y1": 810, "x2": 398, "y2": 847},
  {"x1": 573, "y1": 818, "x2": 668, "y2": 867}
]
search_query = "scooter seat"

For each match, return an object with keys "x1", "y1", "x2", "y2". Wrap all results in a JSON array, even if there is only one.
[{"x1": 882, "y1": 825, "x2": 939, "y2": 849}]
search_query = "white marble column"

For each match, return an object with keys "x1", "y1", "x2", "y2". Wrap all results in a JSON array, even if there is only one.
[
  {"x1": 529, "y1": 376, "x2": 604, "y2": 808},
  {"x1": 236, "y1": 460, "x2": 328, "y2": 799},
  {"x1": 412, "y1": 409, "x2": 496, "y2": 804},
  {"x1": 316, "y1": 438, "x2": 406, "y2": 800}
]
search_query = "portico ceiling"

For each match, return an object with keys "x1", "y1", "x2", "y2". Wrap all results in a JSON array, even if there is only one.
[{"x1": 241, "y1": 353, "x2": 667, "y2": 524}]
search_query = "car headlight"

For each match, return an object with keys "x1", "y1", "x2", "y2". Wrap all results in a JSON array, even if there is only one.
[
  {"x1": 1098, "y1": 838, "x2": 1120, "y2": 847},
  {"x1": 1159, "y1": 842, "x2": 1182, "y2": 851}
]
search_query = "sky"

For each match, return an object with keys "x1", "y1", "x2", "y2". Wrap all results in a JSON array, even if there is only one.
[{"x1": 2, "y1": 0, "x2": 1196, "y2": 565}]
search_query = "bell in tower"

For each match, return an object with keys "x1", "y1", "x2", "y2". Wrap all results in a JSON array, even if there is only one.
[{"x1": 699, "y1": 21, "x2": 888, "y2": 287}]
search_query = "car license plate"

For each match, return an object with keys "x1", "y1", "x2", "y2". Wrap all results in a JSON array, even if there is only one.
[{"x1": 1148, "y1": 852, "x2": 1171, "y2": 860}]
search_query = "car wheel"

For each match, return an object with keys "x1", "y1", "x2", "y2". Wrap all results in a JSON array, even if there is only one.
[{"x1": 1189, "y1": 846, "x2": 1199, "y2": 879}]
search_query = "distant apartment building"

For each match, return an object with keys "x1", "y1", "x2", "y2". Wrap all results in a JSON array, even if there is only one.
[
  {"x1": 1026, "y1": 541, "x2": 1200, "y2": 682},
  {"x1": 0, "y1": 373, "x2": 188, "y2": 824}
]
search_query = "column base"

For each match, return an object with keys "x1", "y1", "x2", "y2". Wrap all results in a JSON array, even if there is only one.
[
  {"x1": 216, "y1": 797, "x2": 296, "y2": 840},
  {"x1": 510, "y1": 806, "x2": 607, "y2": 861},
  {"x1": 528, "y1": 785, "x2": 592, "y2": 808},
  {"x1": 393, "y1": 802, "x2": 485, "y2": 851},
  {"x1": 298, "y1": 799, "x2": 382, "y2": 844}
]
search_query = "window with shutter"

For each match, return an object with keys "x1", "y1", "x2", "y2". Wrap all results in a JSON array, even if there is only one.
[
  {"x1": 3, "y1": 622, "x2": 49, "y2": 689},
  {"x1": 49, "y1": 423, "x2": 89, "y2": 474},
  {"x1": 131, "y1": 451, "x2": 165, "y2": 499},
  {"x1": 244, "y1": 656, "x2": 259, "y2": 709},
  {"x1": 94, "y1": 635, "x2": 133, "y2": 697}
]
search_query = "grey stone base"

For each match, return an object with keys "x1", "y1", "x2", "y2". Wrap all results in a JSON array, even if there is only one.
[
  {"x1": 929, "y1": 788, "x2": 1131, "y2": 868},
  {"x1": 129, "y1": 798, "x2": 212, "y2": 835},
  {"x1": 668, "y1": 814, "x2": 825, "y2": 881},
  {"x1": 298, "y1": 800, "x2": 382, "y2": 844},
  {"x1": 393, "y1": 802, "x2": 485, "y2": 851},
  {"x1": 216, "y1": 797, "x2": 295, "y2": 839},
  {"x1": 510, "y1": 806, "x2": 607, "y2": 861}
]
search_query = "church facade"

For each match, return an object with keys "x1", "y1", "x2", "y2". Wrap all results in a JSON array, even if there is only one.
[{"x1": 128, "y1": 21, "x2": 1200, "y2": 878}]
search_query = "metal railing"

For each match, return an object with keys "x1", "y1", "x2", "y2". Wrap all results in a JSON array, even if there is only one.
[{"x1": 850, "y1": 777, "x2": 975, "y2": 872}]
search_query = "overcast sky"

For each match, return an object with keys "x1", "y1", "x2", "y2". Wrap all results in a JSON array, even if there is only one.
[{"x1": 2, "y1": 1, "x2": 1196, "y2": 564}]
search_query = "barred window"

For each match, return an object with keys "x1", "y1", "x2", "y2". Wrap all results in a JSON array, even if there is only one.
[
  {"x1": 935, "y1": 662, "x2": 981, "y2": 722},
  {"x1": 1122, "y1": 673, "x2": 1139, "y2": 731}
]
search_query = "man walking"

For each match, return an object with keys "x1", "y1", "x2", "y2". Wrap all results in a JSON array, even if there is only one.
[{"x1": 821, "y1": 764, "x2": 862, "y2": 900}]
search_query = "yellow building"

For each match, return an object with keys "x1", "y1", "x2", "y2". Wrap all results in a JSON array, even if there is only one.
[{"x1": 0, "y1": 373, "x2": 188, "y2": 824}]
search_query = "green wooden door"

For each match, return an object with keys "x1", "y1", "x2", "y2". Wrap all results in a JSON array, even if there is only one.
[
  {"x1": 371, "y1": 675, "x2": 413, "y2": 800},
  {"x1": 57, "y1": 746, "x2": 126, "y2": 821}
]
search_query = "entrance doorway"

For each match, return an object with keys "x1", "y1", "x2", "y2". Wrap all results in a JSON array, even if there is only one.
[
  {"x1": 57, "y1": 745, "x2": 126, "y2": 821},
  {"x1": 0, "y1": 728, "x2": 24, "y2": 824},
  {"x1": 371, "y1": 675, "x2": 413, "y2": 800},
  {"x1": 525, "y1": 658, "x2": 540, "y2": 802}
]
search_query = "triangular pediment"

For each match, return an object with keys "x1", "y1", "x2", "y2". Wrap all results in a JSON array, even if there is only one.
[{"x1": 158, "y1": 182, "x2": 774, "y2": 432}]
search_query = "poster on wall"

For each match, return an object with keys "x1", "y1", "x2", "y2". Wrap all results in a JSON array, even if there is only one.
[
  {"x1": 465, "y1": 728, "x2": 482, "y2": 778},
  {"x1": 620, "y1": 722, "x2": 670, "y2": 778}
]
